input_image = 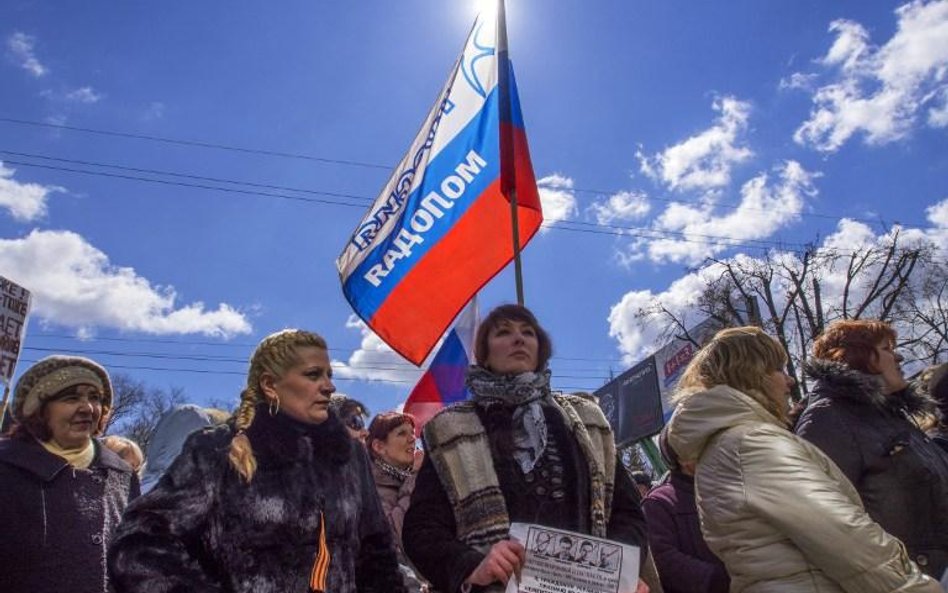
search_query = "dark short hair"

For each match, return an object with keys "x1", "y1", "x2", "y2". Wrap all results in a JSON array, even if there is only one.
[
  {"x1": 474, "y1": 304, "x2": 553, "y2": 371},
  {"x1": 813, "y1": 319, "x2": 896, "y2": 374},
  {"x1": 366, "y1": 412, "x2": 416, "y2": 459},
  {"x1": 330, "y1": 395, "x2": 369, "y2": 420}
]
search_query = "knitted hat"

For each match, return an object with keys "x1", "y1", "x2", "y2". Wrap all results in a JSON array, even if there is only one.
[{"x1": 12, "y1": 355, "x2": 112, "y2": 421}]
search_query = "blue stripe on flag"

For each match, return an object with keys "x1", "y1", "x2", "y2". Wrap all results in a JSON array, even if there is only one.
[
  {"x1": 429, "y1": 330, "x2": 471, "y2": 404},
  {"x1": 342, "y1": 89, "x2": 501, "y2": 319}
]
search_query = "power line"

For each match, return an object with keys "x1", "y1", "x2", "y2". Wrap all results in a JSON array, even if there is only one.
[
  {"x1": 14, "y1": 357, "x2": 607, "y2": 391},
  {"x1": 2, "y1": 155, "x2": 811, "y2": 251},
  {"x1": 22, "y1": 343, "x2": 621, "y2": 373},
  {"x1": 1, "y1": 158, "x2": 369, "y2": 209},
  {"x1": 0, "y1": 146, "x2": 900, "y2": 229},
  {"x1": 0, "y1": 119, "x2": 905, "y2": 227},
  {"x1": 0, "y1": 149, "x2": 376, "y2": 202},
  {"x1": 0, "y1": 117, "x2": 391, "y2": 170}
]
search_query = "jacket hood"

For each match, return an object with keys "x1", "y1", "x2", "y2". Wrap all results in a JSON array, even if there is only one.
[
  {"x1": 666, "y1": 384, "x2": 784, "y2": 463},
  {"x1": 804, "y1": 358, "x2": 936, "y2": 417}
]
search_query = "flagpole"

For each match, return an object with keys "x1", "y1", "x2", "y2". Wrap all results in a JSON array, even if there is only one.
[{"x1": 496, "y1": 0, "x2": 525, "y2": 306}]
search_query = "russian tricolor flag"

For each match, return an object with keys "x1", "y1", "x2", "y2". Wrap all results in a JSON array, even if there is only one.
[
  {"x1": 403, "y1": 299, "x2": 477, "y2": 434},
  {"x1": 337, "y1": 5, "x2": 542, "y2": 365}
]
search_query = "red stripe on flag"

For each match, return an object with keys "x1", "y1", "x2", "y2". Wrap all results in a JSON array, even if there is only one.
[{"x1": 370, "y1": 178, "x2": 541, "y2": 363}]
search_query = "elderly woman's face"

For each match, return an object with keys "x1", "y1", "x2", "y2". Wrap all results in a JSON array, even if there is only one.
[
  {"x1": 485, "y1": 318, "x2": 539, "y2": 374},
  {"x1": 44, "y1": 384, "x2": 103, "y2": 449},
  {"x1": 264, "y1": 347, "x2": 336, "y2": 425}
]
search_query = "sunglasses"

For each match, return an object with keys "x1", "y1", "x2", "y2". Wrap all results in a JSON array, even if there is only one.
[{"x1": 343, "y1": 414, "x2": 366, "y2": 431}]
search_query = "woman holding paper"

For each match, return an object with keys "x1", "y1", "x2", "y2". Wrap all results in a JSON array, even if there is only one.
[
  {"x1": 402, "y1": 304, "x2": 650, "y2": 593},
  {"x1": 666, "y1": 326, "x2": 939, "y2": 593}
]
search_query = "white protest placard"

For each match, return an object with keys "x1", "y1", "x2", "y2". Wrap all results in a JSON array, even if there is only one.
[
  {"x1": 0, "y1": 275, "x2": 31, "y2": 387},
  {"x1": 506, "y1": 523, "x2": 640, "y2": 593}
]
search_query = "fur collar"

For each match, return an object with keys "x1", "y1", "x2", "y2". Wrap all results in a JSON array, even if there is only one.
[
  {"x1": 804, "y1": 359, "x2": 936, "y2": 417},
  {"x1": 243, "y1": 404, "x2": 352, "y2": 467}
]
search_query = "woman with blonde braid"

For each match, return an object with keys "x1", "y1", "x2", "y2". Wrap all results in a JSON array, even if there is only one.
[{"x1": 108, "y1": 329, "x2": 407, "y2": 593}]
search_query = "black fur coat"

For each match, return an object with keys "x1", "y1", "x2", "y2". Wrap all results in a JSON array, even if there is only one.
[
  {"x1": 795, "y1": 359, "x2": 948, "y2": 578},
  {"x1": 108, "y1": 406, "x2": 406, "y2": 593}
]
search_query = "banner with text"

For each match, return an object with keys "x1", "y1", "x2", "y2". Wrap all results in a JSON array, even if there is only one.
[{"x1": 0, "y1": 275, "x2": 31, "y2": 386}]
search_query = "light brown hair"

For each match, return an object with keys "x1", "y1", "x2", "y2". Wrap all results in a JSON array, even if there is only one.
[{"x1": 675, "y1": 326, "x2": 789, "y2": 422}]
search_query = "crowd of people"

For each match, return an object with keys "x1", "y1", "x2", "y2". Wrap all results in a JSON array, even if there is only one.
[{"x1": 0, "y1": 307, "x2": 946, "y2": 593}]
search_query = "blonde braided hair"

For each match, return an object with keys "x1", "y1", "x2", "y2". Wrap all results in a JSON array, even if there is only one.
[{"x1": 228, "y1": 329, "x2": 328, "y2": 483}]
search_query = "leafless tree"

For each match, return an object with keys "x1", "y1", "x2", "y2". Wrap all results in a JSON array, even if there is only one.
[
  {"x1": 634, "y1": 230, "x2": 943, "y2": 399},
  {"x1": 104, "y1": 373, "x2": 186, "y2": 449}
]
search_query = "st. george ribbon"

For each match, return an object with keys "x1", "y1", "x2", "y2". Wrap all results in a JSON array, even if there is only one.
[{"x1": 337, "y1": 4, "x2": 542, "y2": 365}]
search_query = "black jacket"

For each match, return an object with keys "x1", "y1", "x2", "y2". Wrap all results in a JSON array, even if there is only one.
[
  {"x1": 795, "y1": 359, "x2": 948, "y2": 578},
  {"x1": 108, "y1": 407, "x2": 406, "y2": 593},
  {"x1": 0, "y1": 436, "x2": 139, "y2": 593}
]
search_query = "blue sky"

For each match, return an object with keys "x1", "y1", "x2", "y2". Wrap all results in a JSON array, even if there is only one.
[{"x1": 1, "y1": 1, "x2": 946, "y2": 416}]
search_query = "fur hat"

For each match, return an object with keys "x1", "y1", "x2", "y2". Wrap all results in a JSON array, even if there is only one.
[{"x1": 12, "y1": 355, "x2": 112, "y2": 421}]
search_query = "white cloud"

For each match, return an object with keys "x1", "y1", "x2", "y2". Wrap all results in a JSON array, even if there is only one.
[
  {"x1": 589, "y1": 191, "x2": 651, "y2": 225},
  {"x1": 65, "y1": 86, "x2": 103, "y2": 104},
  {"x1": 630, "y1": 161, "x2": 819, "y2": 265},
  {"x1": 0, "y1": 162, "x2": 65, "y2": 221},
  {"x1": 794, "y1": 0, "x2": 948, "y2": 151},
  {"x1": 6, "y1": 32, "x2": 47, "y2": 77},
  {"x1": 537, "y1": 173, "x2": 578, "y2": 230},
  {"x1": 924, "y1": 196, "x2": 948, "y2": 248},
  {"x1": 607, "y1": 269, "x2": 719, "y2": 363},
  {"x1": 929, "y1": 87, "x2": 948, "y2": 126},
  {"x1": 927, "y1": 197, "x2": 948, "y2": 226},
  {"x1": 332, "y1": 315, "x2": 424, "y2": 384},
  {"x1": 637, "y1": 97, "x2": 754, "y2": 192},
  {"x1": 608, "y1": 199, "x2": 948, "y2": 363},
  {"x1": 779, "y1": 72, "x2": 819, "y2": 91},
  {"x1": 0, "y1": 229, "x2": 252, "y2": 337}
]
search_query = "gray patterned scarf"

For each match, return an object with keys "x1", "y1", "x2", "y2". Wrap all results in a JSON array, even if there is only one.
[{"x1": 466, "y1": 366, "x2": 553, "y2": 474}]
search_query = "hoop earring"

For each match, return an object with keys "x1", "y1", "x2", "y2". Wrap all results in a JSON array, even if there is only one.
[{"x1": 269, "y1": 397, "x2": 280, "y2": 417}]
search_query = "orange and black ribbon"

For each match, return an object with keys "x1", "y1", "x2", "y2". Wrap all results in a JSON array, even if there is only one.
[{"x1": 309, "y1": 511, "x2": 331, "y2": 593}]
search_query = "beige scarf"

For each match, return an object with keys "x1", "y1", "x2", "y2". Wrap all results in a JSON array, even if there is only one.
[{"x1": 40, "y1": 438, "x2": 95, "y2": 469}]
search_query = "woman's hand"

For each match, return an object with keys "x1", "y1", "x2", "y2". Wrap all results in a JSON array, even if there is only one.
[
  {"x1": 635, "y1": 578, "x2": 649, "y2": 593},
  {"x1": 464, "y1": 540, "x2": 526, "y2": 587}
]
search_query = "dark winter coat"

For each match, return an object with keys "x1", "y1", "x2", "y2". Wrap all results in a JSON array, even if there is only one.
[
  {"x1": 0, "y1": 436, "x2": 140, "y2": 593},
  {"x1": 107, "y1": 407, "x2": 407, "y2": 593},
  {"x1": 796, "y1": 359, "x2": 948, "y2": 578},
  {"x1": 403, "y1": 400, "x2": 648, "y2": 593},
  {"x1": 642, "y1": 472, "x2": 729, "y2": 593}
]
